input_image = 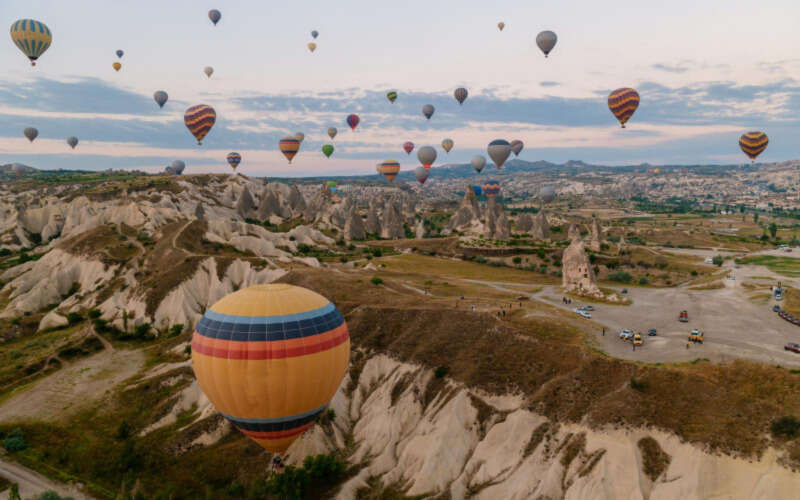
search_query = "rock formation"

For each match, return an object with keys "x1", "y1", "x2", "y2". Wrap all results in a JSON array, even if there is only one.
[
  {"x1": 484, "y1": 197, "x2": 510, "y2": 241},
  {"x1": 561, "y1": 239, "x2": 601, "y2": 297},
  {"x1": 414, "y1": 219, "x2": 425, "y2": 239},
  {"x1": 448, "y1": 187, "x2": 482, "y2": 233},
  {"x1": 380, "y1": 202, "x2": 405, "y2": 239},
  {"x1": 515, "y1": 213, "x2": 534, "y2": 234},
  {"x1": 235, "y1": 187, "x2": 255, "y2": 218},
  {"x1": 344, "y1": 207, "x2": 366, "y2": 240},
  {"x1": 589, "y1": 217, "x2": 602, "y2": 251},
  {"x1": 531, "y1": 211, "x2": 550, "y2": 240},
  {"x1": 256, "y1": 190, "x2": 281, "y2": 221},
  {"x1": 568, "y1": 222, "x2": 581, "y2": 241},
  {"x1": 365, "y1": 203, "x2": 381, "y2": 235},
  {"x1": 194, "y1": 203, "x2": 205, "y2": 220}
]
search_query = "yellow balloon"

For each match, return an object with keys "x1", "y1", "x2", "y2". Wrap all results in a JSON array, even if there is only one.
[
  {"x1": 112, "y1": 62, "x2": 122, "y2": 72},
  {"x1": 10, "y1": 19, "x2": 52, "y2": 66},
  {"x1": 307, "y1": 42, "x2": 317, "y2": 53},
  {"x1": 191, "y1": 284, "x2": 350, "y2": 453}
]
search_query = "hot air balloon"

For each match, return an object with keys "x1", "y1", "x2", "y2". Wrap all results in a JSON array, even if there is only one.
[
  {"x1": 608, "y1": 88, "x2": 640, "y2": 128},
  {"x1": 386, "y1": 91, "x2": 398, "y2": 104},
  {"x1": 540, "y1": 185, "x2": 556, "y2": 203},
  {"x1": 23, "y1": 127, "x2": 38, "y2": 143},
  {"x1": 11, "y1": 163, "x2": 25, "y2": 175},
  {"x1": 510, "y1": 140, "x2": 524, "y2": 156},
  {"x1": 346, "y1": 114, "x2": 360, "y2": 131},
  {"x1": 483, "y1": 180, "x2": 501, "y2": 198},
  {"x1": 379, "y1": 160, "x2": 401, "y2": 182},
  {"x1": 204, "y1": 66, "x2": 214, "y2": 78},
  {"x1": 311, "y1": 30, "x2": 319, "y2": 39},
  {"x1": 417, "y1": 146, "x2": 436, "y2": 170},
  {"x1": 66, "y1": 136, "x2": 78, "y2": 149},
  {"x1": 403, "y1": 141, "x2": 414, "y2": 155},
  {"x1": 471, "y1": 155, "x2": 486, "y2": 173},
  {"x1": 227, "y1": 152, "x2": 242, "y2": 170},
  {"x1": 454, "y1": 87, "x2": 468, "y2": 105},
  {"x1": 322, "y1": 144, "x2": 334, "y2": 158},
  {"x1": 327, "y1": 127, "x2": 338, "y2": 139},
  {"x1": 191, "y1": 284, "x2": 350, "y2": 454},
  {"x1": 307, "y1": 42, "x2": 317, "y2": 53},
  {"x1": 739, "y1": 132, "x2": 768, "y2": 163},
  {"x1": 153, "y1": 90, "x2": 168, "y2": 108},
  {"x1": 208, "y1": 9, "x2": 221, "y2": 26},
  {"x1": 414, "y1": 166, "x2": 430, "y2": 185},
  {"x1": 294, "y1": 132, "x2": 305, "y2": 143},
  {"x1": 472, "y1": 185, "x2": 482, "y2": 197},
  {"x1": 171, "y1": 160, "x2": 186, "y2": 174},
  {"x1": 422, "y1": 104, "x2": 435, "y2": 120},
  {"x1": 441, "y1": 138, "x2": 454, "y2": 153},
  {"x1": 326, "y1": 180, "x2": 337, "y2": 188},
  {"x1": 116, "y1": 49, "x2": 124, "y2": 59},
  {"x1": 10, "y1": 19, "x2": 52, "y2": 66},
  {"x1": 184, "y1": 105, "x2": 216, "y2": 145},
  {"x1": 112, "y1": 62, "x2": 122, "y2": 72},
  {"x1": 375, "y1": 163, "x2": 382, "y2": 174},
  {"x1": 536, "y1": 31, "x2": 557, "y2": 57},
  {"x1": 497, "y1": 22, "x2": 505, "y2": 31},
  {"x1": 279, "y1": 136, "x2": 301, "y2": 163},
  {"x1": 487, "y1": 139, "x2": 511, "y2": 169}
]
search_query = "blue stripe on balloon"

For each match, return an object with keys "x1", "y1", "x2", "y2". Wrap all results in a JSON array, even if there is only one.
[
  {"x1": 195, "y1": 306, "x2": 344, "y2": 342},
  {"x1": 223, "y1": 404, "x2": 327, "y2": 432}
]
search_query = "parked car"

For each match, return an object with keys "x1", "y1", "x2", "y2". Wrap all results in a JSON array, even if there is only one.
[
  {"x1": 785, "y1": 343, "x2": 800, "y2": 353},
  {"x1": 619, "y1": 329, "x2": 633, "y2": 340},
  {"x1": 647, "y1": 328, "x2": 657, "y2": 336},
  {"x1": 679, "y1": 310, "x2": 689, "y2": 322},
  {"x1": 579, "y1": 310, "x2": 591, "y2": 319},
  {"x1": 774, "y1": 305, "x2": 781, "y2": 312},
  {"x1": 583, "y1": 305, "x2": 595, "y2": 311},
  {"x1": 621, "y1": 289, "x2": 628, "y2": 294},
  {"x1": 776, "y1": 290, "x2": 783, "y2": 301}
]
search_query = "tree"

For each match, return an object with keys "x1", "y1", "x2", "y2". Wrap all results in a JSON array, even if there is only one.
[
  {"x1": 9, "y1": 483, "x2": 21, "y2": 500},
  {"x1": 754, "y1": 212, "x2": 759, "y2": 224},
  {"x1": 769, "y1": 222, "x2": 778, "y2": 239},
  {"x1": 712, "y1": 255, "x2": 723, "y2": 266}
]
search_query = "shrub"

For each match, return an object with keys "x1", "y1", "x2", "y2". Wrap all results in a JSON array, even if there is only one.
[
  {"x1": 609, "y1": 271, "x2": 633, "y2": 283},
  {"x1": 771, "y1": 416, "x2": 800, "y2": 438},
  {"x1": 134, "y1": 323, "x2": 152, "y2": 339},
  {"x1": 638, "y1": 277, "x2": 649, "y2": 285},
  {"x1": 297, "y1": 244, "x2": 312, "y2": 254},
  {"x1": 434, "y1": 366, "x2": 449, "y2": 379},
  {"x1": 66, "y1": 312, "x2": 83, "y2": 325},
  {"x1": 370, "y1": 276, "x2": 383, "y2": 286},
  {"x1": 690, "y1": 270, "x2": 698, "y2": 276},
  {"x1": 115, "y1": 420, "x2": 131, "y2": 440},
  {"x1": 2, "y1": 428, "x2": 27, "y2": 452},
  {"x1": 168, "y1": 324, "x2": 184, "y2": 337},
  {"x1": 265, "y1": 454, "x2": 345, "y2": 499},
  {"x1": 87, "y1": 309, "x2": 102, "y2": 319},
  {"x1": 712, "y1": 255, "x2": 723, "y2": 266},
  {"x1": 0, "y1": 248, "x2": 10, "y2": 256},
  {"x1": 630, "y1": 377, "x2": 648, "y2": 392}
]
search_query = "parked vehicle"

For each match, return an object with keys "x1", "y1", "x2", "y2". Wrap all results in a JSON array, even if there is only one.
[
  {"x1": 583, "y1": 305, "x2": 595, "y2": 311},
  {"x1": 785, "y1": 343, "x2": 800, "y2": 353},
  {"x1": 774, "y1": 305, "x2": 781, "y2": 312},
  {"x1": 621, "y1": 289, "x2": 628, "y2": 294},
  {"x1": 776, "y1": 290, "x2": 783, "y2": 301},
  {"x1": 689, "y1": 329, "x2": 704, "y2": 343},
  {"x1": 619, "y1": 329, "x2": 633, "y2": 340},
  {"x1": 633, "y1": 333, "x2": 643, "y2": 346},
  {"x1": 579, "y1": 310, "x2": 591, "y2": 319},
  {"x1": 679, "y1": 310, "x2": 689, "y2": 322},
  {"x1": 647, "y1": 328, "x2": 657, "y2": 336}
]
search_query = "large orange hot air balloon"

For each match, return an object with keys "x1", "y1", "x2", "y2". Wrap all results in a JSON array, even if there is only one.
[
  {"x1": 191, "y1": 284, "x2": 350, "y2": 454},
  {"x1": 379, "y1": 160, "x2": 401, "y2": 182},
  {"x1": 279, "y1": 136, "x2": 301, "y2": 163},
  {"x1": 184, "y1": 105, "x2": 216, "y2": 145}
]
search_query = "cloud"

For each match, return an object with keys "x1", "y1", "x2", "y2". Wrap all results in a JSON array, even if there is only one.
[
  {"x1": 651, "y1": 63, "x2": 690, "y2": 74},
  {"x1": 539, "y1": 81, "x2": 560, "y2": 87}
]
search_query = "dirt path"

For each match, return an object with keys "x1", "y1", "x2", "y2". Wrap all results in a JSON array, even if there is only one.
[
  {"x1": 0, "y1": 348, "x2": 145, "y2": 423},
  {"x1": 0, "y1": 457, "x2": 89, "y2": 499}
]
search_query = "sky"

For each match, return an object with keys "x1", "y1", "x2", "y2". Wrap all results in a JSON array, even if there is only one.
[{"x1": 1, "y1": 0, "x2": 799, "y2": 176}]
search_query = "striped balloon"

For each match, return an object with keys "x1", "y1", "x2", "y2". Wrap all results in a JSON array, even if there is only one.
[
  {"x1": 10, "y1": 19, "x2": 52, "y2": 66},
  {"x1": 387, "y1": 91, "x2": 398, "y2": 104},
  {"x1": 379, "y1": 160, "x2": 401, "y2": 182},
  {"x1": 483, "y1": 180, "x2": 501, "y2": 198},
  {"x1": 226, "y1": 152, "x2": 242, "y2": 170},
  {"x1": 184, "y1": 105, "x2": 216, "y2": 145},
  {"x1": 279, "y1": 136, "x2": 301, "y2": 163},
  {"x1": 739, "y1": 132, "x2": 768, "y2": 162},
  {"x1": 191, "y1": 284, "x2": 350, "y2": 453},
  {"x1": 608, "y1": 88, "x2": 640, "y2": 128},
  {"x1": 454, "y1": 87, "x2": 468, "y2": 105}
]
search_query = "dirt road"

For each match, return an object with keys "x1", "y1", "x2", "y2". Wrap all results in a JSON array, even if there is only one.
[{"x1": 0, "y1": 457, "x2": 89, "y2": 499}]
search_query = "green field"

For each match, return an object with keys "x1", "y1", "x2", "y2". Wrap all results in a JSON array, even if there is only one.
[{"x1": 736, "y1": 255, "x2": 800, "y2": 277}]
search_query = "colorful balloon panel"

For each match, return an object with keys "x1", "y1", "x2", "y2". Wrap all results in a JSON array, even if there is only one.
[
  {"x1": 322, "y1": 144, "x2": 334, "y2": 158},
  {"x1": 403, "y1": 141, "x2": 414, "y2": 155},
  {"x1": 739, "y1": 132, "x2": 768, "y2": 161},
  {"x1": 227, "y1": 152, "x2": 242, "y2": 169},
  {"x1": 346, "y1": 114, "x2": 360, "y2": 131},
  {"x1": 379, "y1": 160, "x2": 401, "y2": 182},
  {"x1": 483, "y1": 180, "x2": 501, "y2": 197},
  {"x1": 387, "y1": 91, "x2": 398, "y2": 103},
  {"x1": 608, "y1": 88, "x2": 640, "y2": 128},
  {"x1": 10, "y1": 19, "x2": 52, "y2": 66},
  {"x1": 454, "y1": 87, "x2": 468, "y2": 105},
  {"x1": 280, "y1": 136, "x2": 301, "y2": 163},
  {"x1": 184, "y1": 105, "x2": 217, "y2": 145},
  {"x1": 191, "y1": 284, "x2": 350, "y2": 453},
  {"x1": 209, "y1": 9, "x2": 221, "y2": 25}
]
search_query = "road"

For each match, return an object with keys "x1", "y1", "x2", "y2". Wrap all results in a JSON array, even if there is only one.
[{"x1": 0, "y1": 457, "x2": 89, "y2": 499}]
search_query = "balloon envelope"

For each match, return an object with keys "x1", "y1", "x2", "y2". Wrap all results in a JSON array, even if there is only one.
[
  {"x1": 417, "y1": 146, "x2": 436, "y2": 170},
  {"x1": 116, "y1": 49, "x2": 124, "y2": 58},
  {"x1": 379, "y1": 160, "x2": 401, "y2": 182},
  {"x1": 483, "y1": 180, "x2": 501, "y2": 197},
  {"x1": 536, "y1": 31, "x2": 557, "y2": 57},
  {"x1": 414, "y1": 166, "x2": 430, "y2": 185},
  {"x1": 346, "y1": 114, "x2": 360, "y2": 131},
  {"x1": 10, "y1": 19, "x2": 52, "y2": 66},
  {"x1": 66, "y1": 136, "x2": 78, "y2": 149},
  {"x1": 441, "y1": 138, "x2": 454, "y2": 153},
  {"x1": 184, "y1": 105, "x2": 217, "y2": 145},
  {"x1": 540, "y1": 185, "x2": 556, "y2": 203},
  {"x1": 208, "y1": 9, "x2": 221, "y2": 25},
  {"x1": 204, "y1": 66, "x2": 213, "y2": 78},
  {"x1": 112, "y1": 62, "x2": 122, "y2": 71},
  {"x1": 23, "y1": 127, "x2": 38, "y2": 142},
  {"x1": 454, "y1": 87, "x2": 468, "y2": 105},
  {"x1": 153, "y1": 90, "x2": 168, "y2": 108},
  {"x1": 422, "y1": 104, "x2": 435, "y2": 120},
  {"x1": 322, "y1": 144, "x2": 334, "y2": 158},
  {"x1": 608, "y1": 88, "x2": 640, "y2": 128},
  {"x1": 307, "y1": 42, "x2": 316, "y2": 52},
  {"x1": 294, "y1": 132, "x2": 305, "y2": 143},
  {"x1": 311, "y1": 30, "x2": 319, "y2": 39},
  {"x1": 497, "y1": 22, "x2": 505, "y2": 31},
  {"x1": 487, "y1": 139, "x2": 511, "y2": 169},
  {"x1": 279, "y1": 136, "x2": 301, "y2": 163},
  {"x1": 403, "y1": 141, "x2": 414, "y2": 155},
  {"x1": 191, "y1": 284, "x2": 350, "y2": 453},
  {"x1": 386, "y1": 91, "x2": 398, "y2": 104},
  {"x1": 327, "y1": 127, "x2": 338, "y2": 139},
  {"x1": 171, "y1": 160, "x2": 186, "y2": 174},
  {"x1": 739, "y1": 132, "x2": 768, "y2": 161},
  {"x1": 226, "y1": 152, "x2": 242, "y2": 169},
  {"x1": 471, "y1": 155, "x2": 486, "y2": 173},
  {"x1": 510, "y1": 140, "x2": 524, "y2": 156}
]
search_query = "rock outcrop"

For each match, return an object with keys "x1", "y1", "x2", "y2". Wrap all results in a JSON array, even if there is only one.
[
  {"x1": 568, "y1": 222, "x2": 581, "y2": 241},
  {"x1": 235, "y1": 187, "x2": 255, "y2": 218},
  {"x1": 365, "y1": 204, "x2": 381, "y2": 235},
  {"x1": 531, "y1": 211, "x2": 550, "y2": 240},
  {"x1": 515, "y1": 213, "x2": 534, "y2": 233},
  {"x1": 561, "y1": 239, "x2": 601, "y2": 296},
  {"x1": 380, "y1": 202, "x2": 405, "y2": 239},
  {"x1": 484, "y1": 198, "x2": 510, "y2": 241},
  {"x1": 589, "y1": 217, "x2": 602, "y2": 251},
  {"x1": 344, "y1": 208, "x2": 366, "y2": 240},
  {"x1": 448, "y1": 187, "x2": 482, "y2": 233}
]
